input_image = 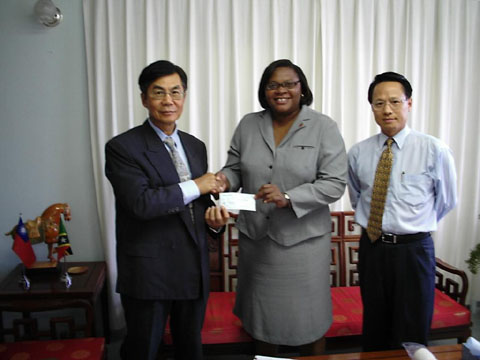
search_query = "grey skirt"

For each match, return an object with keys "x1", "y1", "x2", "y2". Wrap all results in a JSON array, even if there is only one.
[{"x1": 233, "y1": 231, "x2": 332, "y2": 346}]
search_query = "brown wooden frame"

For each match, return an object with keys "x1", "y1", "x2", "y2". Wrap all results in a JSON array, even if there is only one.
[{"x1": 207, "y1": 211, "x2": 472, "y2": 350}]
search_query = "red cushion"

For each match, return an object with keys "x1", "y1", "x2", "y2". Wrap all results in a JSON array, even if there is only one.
[
  {"x1": 164, "y1": 292, "x2": 252, "y2": 345},
  {"x1": 327, "y1": 286, "x2": 363, "y2": 337},
  {"x1": 326, "y1": 286, "x2": 471, "y2": 338},
  {"x1": 431, "y1": 289, "x2": 471, "y2": 329},
  {"x1": 164, "y1": 287, "x2": 471, "y2": 345},
  {"x1": 0, "y1": 337, "x2": 105, "y2": 360}
]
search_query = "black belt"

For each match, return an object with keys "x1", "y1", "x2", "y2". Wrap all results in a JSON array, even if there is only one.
[{"x1": 379, "y1": 232, "x2": 430, "y2": 244}]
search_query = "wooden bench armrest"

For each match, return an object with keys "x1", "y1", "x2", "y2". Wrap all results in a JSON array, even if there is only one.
[{"x1": 435, "y1": 257, "x2": 469, "y2": 306}]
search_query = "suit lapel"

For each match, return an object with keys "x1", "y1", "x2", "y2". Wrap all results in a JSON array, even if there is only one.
[
  {"x1": 258, "y1": 107, "x2": 310, "y2": 151},
  {"x1": 141, "y1": 122, "x2": 198, "y2": 242},
  {"x1": 178, "y1": 131, "x2": 205, "y2": 243},
  {"x1": 283, "y1": 106, "x2": 310, "y2": 143},
  {"x1": 258, "y1": 111, "x2": 275, "y2": 154},
  {"x1": 143, "y1": 122, "x2": 179, "y2": 183},
  {"x1": 179, "y1": 131, "x2": 203, "y2": 179}
]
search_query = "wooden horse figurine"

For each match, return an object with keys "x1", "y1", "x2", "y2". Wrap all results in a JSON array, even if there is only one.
[{"x1": 5, "y1": 203, "x2": 71, "y2": 263}]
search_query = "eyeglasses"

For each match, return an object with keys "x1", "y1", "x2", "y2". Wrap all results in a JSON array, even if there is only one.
[
  {"x1": 372, "y1": 98, "x2": 406, "y2": 111},
  {"x1": 149, "y1": 89, "x2": 185, "y2": 100},
  {"x1": 265, "y1": 80, "x2": 300, "y2": 91}
]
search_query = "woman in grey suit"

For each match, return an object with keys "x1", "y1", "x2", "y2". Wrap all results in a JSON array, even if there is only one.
[{"x1": 216, "y1": 59, "x2": 347, "y2": 356}]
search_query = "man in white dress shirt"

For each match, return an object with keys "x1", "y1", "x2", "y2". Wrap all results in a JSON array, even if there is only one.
[{"x1": 347, "y1": 72, "x2": 457, "y2": 351}]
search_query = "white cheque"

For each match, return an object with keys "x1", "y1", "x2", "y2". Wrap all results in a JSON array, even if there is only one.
[{"x1": 219, "y1": 193, "x2": 256, "y2": 212}]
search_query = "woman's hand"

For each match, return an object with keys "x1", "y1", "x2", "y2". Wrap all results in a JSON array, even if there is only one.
[{"x1": 255, "y1": 184, "x2": 290, "y2": 208}]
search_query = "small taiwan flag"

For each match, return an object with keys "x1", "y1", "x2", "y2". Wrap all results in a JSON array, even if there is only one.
[
  {"x1": 12, "y1": 216, "x2": 36, "y2": 268},
  {"x1": 55, "y1": 217, "x2": 73, "y2": 261}
]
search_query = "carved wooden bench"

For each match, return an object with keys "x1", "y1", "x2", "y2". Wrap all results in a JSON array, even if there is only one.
[{"x1": 164, "y1": 211, "x2": 471, "y2": 355}]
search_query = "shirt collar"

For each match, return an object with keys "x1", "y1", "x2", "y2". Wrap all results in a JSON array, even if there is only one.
[
  {"x1": 147, "y1": 118, "x2": 180, "y2": 144},
  {"x1": 377, "y1": 126, "x2": 410, "y2": 150}
]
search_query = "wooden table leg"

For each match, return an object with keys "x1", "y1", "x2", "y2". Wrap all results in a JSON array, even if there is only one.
[{"x1": 101, "y1": 280, "x2": 110, "y2": 343}]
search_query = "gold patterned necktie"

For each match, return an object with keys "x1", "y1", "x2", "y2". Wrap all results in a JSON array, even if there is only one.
[{"x1": 366, "y1": 138, "x2": 394, "y2": 242}]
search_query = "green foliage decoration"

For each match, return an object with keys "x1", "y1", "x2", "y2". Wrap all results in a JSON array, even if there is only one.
[{"x1": 466, "y1": 243, "x2": 480, "y2": 274}]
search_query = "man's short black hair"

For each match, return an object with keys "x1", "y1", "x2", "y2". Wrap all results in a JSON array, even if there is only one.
[
  {"x1": 368, "y1": 71, "x2": 412, "y2": 103},
  {"x1": 138, "y1": 60, "x2": 188, "y2": 94}
]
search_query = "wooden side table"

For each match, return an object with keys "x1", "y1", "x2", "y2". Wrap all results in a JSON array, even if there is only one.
[{"x1": 0, "y1": 261, "x2": 109, "y2": 343}]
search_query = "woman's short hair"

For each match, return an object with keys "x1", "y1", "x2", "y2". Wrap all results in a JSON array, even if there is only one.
[
  {"x1": 258, "y1": 59, "x2": 313, "y2": 110},
  {"x1": 138, "y1": 60, "x2": 188, "y2": 94},
  {"x1": 367, "y1": 72, "x2": 412, "y2": 103}
]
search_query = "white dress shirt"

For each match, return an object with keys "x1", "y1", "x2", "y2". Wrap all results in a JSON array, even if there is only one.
[
  {"x1": 347, "y1": 126, "x2": 457, "y2": 234},
  {"x1": 148, "y1": 119, "x2": 200, "y2": 205}
]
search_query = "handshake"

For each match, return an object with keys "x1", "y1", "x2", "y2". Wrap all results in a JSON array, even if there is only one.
[
  {"x1": 200, "y1": 172, "x2": 231, "y2": 230},
  {"x1": 195, "y1": 171, "x2": 291, "y2": 210},
  {"x1": 194, "y1": 171, "x2": 230, "y2": 196}
]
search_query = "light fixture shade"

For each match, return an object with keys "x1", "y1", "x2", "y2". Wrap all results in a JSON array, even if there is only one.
[{"x1": 34, "y1": 0, "x2": 63, "y2": 27}]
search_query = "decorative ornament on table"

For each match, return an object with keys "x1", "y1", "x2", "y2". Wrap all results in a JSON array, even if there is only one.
[
  {"x1": 5, "y1": 203, "x2": 71, "y2": 271},
  {"x1": 55, "y1": 216, "x2": 73, "y2": 288},
  {"x1": 40, "y1": 203, "x2": 71, "y2": 262},
  {"x1": 11, "y1": 215, "x2": 36, "y2": 290}
]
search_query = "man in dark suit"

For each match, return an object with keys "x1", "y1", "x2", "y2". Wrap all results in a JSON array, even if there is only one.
[{"x1": 105, "y1": 60, "x2": 229, "y2": 360}]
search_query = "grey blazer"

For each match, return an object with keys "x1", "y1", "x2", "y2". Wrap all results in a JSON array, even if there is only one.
[{"x1": 221, "y1": 106, "x2": 347, "y2": 246}]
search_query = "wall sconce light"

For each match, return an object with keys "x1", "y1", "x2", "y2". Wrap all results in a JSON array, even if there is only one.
[{"x1": 34, "y1": 0, "x2": 63, "y2": 27}]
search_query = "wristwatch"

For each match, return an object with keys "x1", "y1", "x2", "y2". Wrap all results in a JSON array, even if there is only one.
[{"x1": 284, "y1": 193, "x2": 292, "y2": 207}]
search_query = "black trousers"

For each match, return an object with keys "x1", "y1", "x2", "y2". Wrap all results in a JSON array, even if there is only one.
[
  {"x1": 358, "y1": 231, "x2": 435, "y2": 351},
  {"x1": 120, "y1": 294, "x2": 207, "y2": 360}
]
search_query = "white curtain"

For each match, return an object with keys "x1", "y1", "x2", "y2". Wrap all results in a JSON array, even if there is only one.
[{"x1": 83, "y1": 0, "x2": 480, "y2": 329}]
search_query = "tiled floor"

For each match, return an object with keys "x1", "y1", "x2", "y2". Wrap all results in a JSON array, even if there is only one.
[{"x1": 106, "y1": 308, "x2": 480, "y2": 359}]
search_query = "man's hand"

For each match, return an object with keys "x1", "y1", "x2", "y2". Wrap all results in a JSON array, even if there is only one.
[
  {"x1": 255, "y1": 183, "x2": 290, "y2": 208},
  {"x1": 205, "y1": 206, "x2": 230, "y2": 229},
  {"x1": 210, "y1": 171, "x2": 230, "y2": 195},
  {"x1": 194, "y1": 173, "x2": 219, "y2": 195}
]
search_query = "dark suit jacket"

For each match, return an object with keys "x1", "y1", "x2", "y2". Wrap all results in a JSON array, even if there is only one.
[{"x1": 105, "y1": 121, "x2": 214, "y2": 300}]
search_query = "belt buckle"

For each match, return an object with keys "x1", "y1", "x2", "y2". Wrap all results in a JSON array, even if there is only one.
[{"x1": 381, "y1": 233, "x2": 397, "y2": 244}]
